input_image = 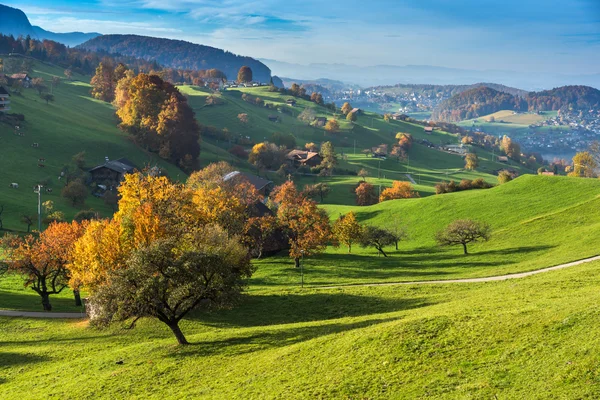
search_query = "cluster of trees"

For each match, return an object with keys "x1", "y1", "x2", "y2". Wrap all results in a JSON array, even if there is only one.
[
  {"x1": 435, "y1": 178, "x2": 493, "y2": 195},
  {"x1": 355, "y1": 180, "x2": 418, "y2": 205},
  {"x1": 332, "y1": 212, "x2": 405, "y2": 257},
  {"x1": 275, "y1": 83, "x2": 335, "y2": 110},
  {"x1": 391, "y1": 133, "x2": 413, "y2": 161},
  {"x1": 114, "y1": 73, "x2": 201, "y2": 170}
]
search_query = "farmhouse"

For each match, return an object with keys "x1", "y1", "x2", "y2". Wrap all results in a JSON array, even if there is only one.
[
  {"x1": 372, "y1": 144, "x2": 389, "y2": 158},
  {"x1": 286, "y1": 150, "x2": 323, "y2": 168},
  {"x1": 268, "y1": 115, "x2": 279, "y2": 122},
  {"x1": 223, "y1": 171, "x2": 273, "y2": 196},
  {"x1": 424, "y1": 126, "x2": 434, "y2": 134},
  {"x1": 10, "y1": 73, "x2": 31, "y2": 88},
  {"x1": 445, "y1": 145, "x2": 467, "y2": 155},
  {"x1": 0, "y1": 86, "x2": 10, "y2": 112},
  {"x1": 497, "y1": 156, "x2": 509, "y2": 163},
  {"x1": 392, "y1": 113, "x2": 408, "y2": 121},
  {"x1": 351, "y1": 108, "x2": 362, "y2": 116},
  {"x1": 89, "y1": 157, "x2": 137, "y2": 184},
  {"x1": 314, "y1": 117, "x2": 327, "y2": 127},
  {"x1": 286, "y1": 99, "x2": 297, "y2": 106}
]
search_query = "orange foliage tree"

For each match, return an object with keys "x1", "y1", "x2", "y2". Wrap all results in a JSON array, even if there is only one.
[
  {"x1": 272, "y1": 181, "x2": 331, "y2": 267},
  {"x1": 1, "y1": 221, "x2": 87, "y2": 311},
  {"x1": 355, "y1": 181, "x2": 378, "y2": 206},
  {"x1": 379, "y1": 181, "x2": 418, "y2": 202}
]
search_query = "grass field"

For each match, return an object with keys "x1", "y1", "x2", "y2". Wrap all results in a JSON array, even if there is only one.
[
  {"x1": 458, "y1": 110, "x2": 561, "y2": 137},
  {"x1": 1, "y1": 257, "x2": 599, "y2": 398}
]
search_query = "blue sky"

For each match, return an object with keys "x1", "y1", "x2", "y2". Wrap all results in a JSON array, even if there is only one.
[{"x1": 5, "y1": 0, "x2": 600, "y2": 74}]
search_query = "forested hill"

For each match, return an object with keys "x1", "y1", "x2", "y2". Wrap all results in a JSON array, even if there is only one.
[
  {"x1": 78, "y1": 34, "x2": 273, "y2": 83},
  {"x1": 432, "y1": 85, "x2": 600, "y2": 122},
  {"x1": 527, "y1": 85, "x2": 600, "y2": 112},
  {"x1": 431, "y1": 87, "x2": 523, "y2": 122},
  {"x1": 368, "y1": 82, "x2": 529, "y2": 98}
]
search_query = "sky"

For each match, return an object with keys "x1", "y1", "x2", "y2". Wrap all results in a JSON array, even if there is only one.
[{"x1": 5, "y1": 0, "x2": 600, "y2": 75}]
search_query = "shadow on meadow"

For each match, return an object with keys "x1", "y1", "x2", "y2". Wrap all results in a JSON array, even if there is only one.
[
  {"x1": 172, "y1": 316, "x2": 403, "y2": 358},
  {"x1": 0, "y1": 351, "x2": 50, "y2": 367},
  {"x1": 190, "y1": 293, "x2": 432, "y2": 328}
]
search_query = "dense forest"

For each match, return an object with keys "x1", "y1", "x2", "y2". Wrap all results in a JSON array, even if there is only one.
[
  {"x1": 432, "y1": 85, "x2": 600, "y2": 122},
  {"x1": 78, "y1": 35, "x2": 273, "y2": 83}
]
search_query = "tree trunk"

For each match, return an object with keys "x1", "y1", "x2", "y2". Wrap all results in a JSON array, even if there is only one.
[
  {"x1": 377, "y1": 247, "x2": 388, "y2": 257},
  {"x1": 73, "y1": 289, "x2": 82, "y2": 307},
  {"x1": 348, "y1": 243, "x2": 351, "y2": 253},
  {"x1": 41, "y1": 293, "x2": 52, "y2": 311},
  {"x1": 462, "y1": 242, "x2": 468, "y2": 255},
  {"x1": 168, "y1": 321, "x2": 189, "y2": 345},
  {"x1": 294, "y1": 257, "x2": 300, "y2": 268},
  {"x1": 395, "y1": 241, "x2": 398, "y2": 251}
]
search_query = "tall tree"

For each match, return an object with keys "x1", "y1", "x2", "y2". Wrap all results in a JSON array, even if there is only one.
[
  {"x1": 272, "y1": 182, "x2": 331, "y2": 268},
  {"x1": 355, "y1": 182, "x2": 378, "y2": 206},
  {"x1": 237, "y1": 66, "x2": 253, "y2": 83},
  {"x1": 333, "y1": 212, "x2": 363, "y2": 253},
  {"x1": 341, "y1": 102, "x2": 352, "y2": 115},
  {"x1": 569, "y1": 151, "x2": 597, "y2": 178},
  {"x1": 465, "y1": 153, "x2": 479, "y2": 170},
  {"x1": 90, "y1": 62, "x2": 116, "y2": 102},
  {"x1": 325, "y1": 119, "x2": 340, "y2": 133},
  {"x1": 1, "y1": 221, "x2": 86, "y2": 311}
]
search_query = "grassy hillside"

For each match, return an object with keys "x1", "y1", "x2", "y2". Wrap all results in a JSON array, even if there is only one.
[
  {"x1": 459, "y1": 110, "x2": 560, "y2": 136},
  {"x1": 183, "y1": 86, "x2": 533, "y2": 204},
  {"x1": 1, "y1": 256, "x2": 600, "y2": 398},
  {"x1": 0, "y1": 62, "x2": 183, "y2": 231},
  {"x1": 250, "y1": 175, "x2": 600, "y2": 288}
]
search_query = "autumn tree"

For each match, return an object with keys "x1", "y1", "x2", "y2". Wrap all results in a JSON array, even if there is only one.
[
  {"x1": 248, "y1": 142, "x2": 286, "y2": 171},
  {"x1": 272, "y1": 181, "x2": 331, "y2": 268},
  {"x1": 465, "y1": 152, "x2": 479, "y2": 170},
  {"x1": 31, "y1": 77, "x2": 46, "y2": 95},
  {"x1": 71, "y1": 173, "x2": 254, "y2": 345},
  {"x1": 298, "y1": 108, "x2": 316, "y2": 124},
  {"x1": 90, "y1": 62, "x2": 116, "y2": 102},
  {"x1": 238, "y1": 113, "x2": 249, "y2": 124},
  {"x1": 333, "y1": 212, "x2": 363, "y2": 253},
  {"x1": 0, "y1": 221, "x2": 86, "y2": 311},
  {"x1": 40, "y1": 93, "x2": 54, "y2": 104},
  {"x1": 500, "y1": 135, "x2": 521, "y2": 160},
  {"x1": 319, "y1": 141, "x2": 337, "y2": 172},
  {"x1": 355, "y1": 181, "x2": 378, "y2": 206},
  {"x1": 436, "y1": 219, "x2": 491, "y2": 255},
  {"x1": 358, "y1": 168, "x2": 369, "y2": 181},
  {"x1": 379, "y1": 181, "x2": 418, "y2": 202},
  {"x1": 50, "y1": 76, "x2": 60, "y2": 94},
  {"x1": 325, "y1": 119, "x2": 340, "y2": 133},
  {"x1": 569, "y1": 151, "x2": 597, "y2": 178},
  {"x1": 242, "y1": 216, "x2": 278, "y2": 259},
  {"x1": 116, "y1": 73, "x2": 200, "y2": 168},
  {"x1": 359, "y1": 226, "x2": 396, "y2": 257},
  {"x1": 497, "y1": 170, "x2": 513, "y2": 184},
  {"x1": 305, "y1": 142, "x2": 318, "y2": 152},
  {"x1": 237, "y1": 66, "x2": 253, "y2": 83},
  {"x1": 341, "y1": 102, "x2": 353, "y2": 115},
  {"x1": 346, "y1": 111, "x2": 357, "y2": 122},
  {"x1": 64, "y1": 69, "x2": 72, "y2": 80}
]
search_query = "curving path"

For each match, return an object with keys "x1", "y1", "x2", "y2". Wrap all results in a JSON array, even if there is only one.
[
  {"x1": 0, "y1": 310, "x2": 87, "y2": 319},
  {"x1": 1, "y1": 256, "x2": 600, "y2": 318},
  {"x1": 313, "y1": 255, "x2": 600, "y2": 290}
]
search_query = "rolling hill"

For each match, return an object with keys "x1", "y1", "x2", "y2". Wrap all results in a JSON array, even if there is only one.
[{"x1": 78, "y1": 35, "x2": 273, "y2": 83}]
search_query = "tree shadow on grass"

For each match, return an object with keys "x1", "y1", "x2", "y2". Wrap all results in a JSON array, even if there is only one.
[
  {"x1": 172, "y1": 315, "x2": 403, "y2": 358},
  {"x1": 0, "y1": 351, "x2": 50, "y2": 367},
  {"x1": 189, "y1": 293, "x2": 432, "y2": 328}
]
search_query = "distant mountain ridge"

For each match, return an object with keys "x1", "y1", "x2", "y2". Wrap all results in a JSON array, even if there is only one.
[
  {"x1": 432, "y1": 85, "x2": 600, "y2": 122},
  {"x1": 368, "y1": 82, "x2": 528, "y2": 98},
  {"x1": 0, "y1": 4, "x2": 100, "y2": 46},
  {"x1": 79, "y1": 35, "x2": 273, "y2": 83}
]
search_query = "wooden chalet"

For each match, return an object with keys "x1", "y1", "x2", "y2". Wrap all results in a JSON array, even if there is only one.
[
  {"x1": 223, "y1": 171, "x2": 273, "y2": 196},
  {"x1": 89, "y1": 157, "x2": 138, "y2": 184},
  {"x1": 286, "y1": 150, "x2": 323, "y2": 168}
]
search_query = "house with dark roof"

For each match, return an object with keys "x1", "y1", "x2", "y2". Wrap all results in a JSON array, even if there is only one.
[
  {"x1": 223, "y1": 171, "x2": 273, "y2": 196},
  {"x1": 286, "y1": 99, "x2": 297, "y2": 106},
  {"x1": 286, "y1": 150, "x2": 323, "y2": 168},
  {"x1": 0, "y1": 86, "x2": 10, "y2": 113},
  {"x1": 89, "y1": 157, "x2": 138, "y2": 184},
  {"x1": 351, "y1": 108, "x2": 362, "y2": 116}
]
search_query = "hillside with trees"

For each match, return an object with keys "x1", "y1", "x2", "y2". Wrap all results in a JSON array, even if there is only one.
[
  {"x1": 433, "y1": 85, "x2": 600, "y2": 122},
  {"x1": 78, "y1": 35, "x2": 273, "y2": 83}
]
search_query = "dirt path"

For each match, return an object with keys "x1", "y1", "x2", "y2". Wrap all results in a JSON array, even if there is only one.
[
  {"x1": 313, "y1": 255, "x2": 600, "y2": 290},
  {"x1": 0, "y1": 310, "x2": 86, "y2": 319},
  {"x1": 2, "y1": 256, "x2": 599, "y2": 317},
  {"x1": 405, "y1": 174, "x2": 416, "y2": 184}
]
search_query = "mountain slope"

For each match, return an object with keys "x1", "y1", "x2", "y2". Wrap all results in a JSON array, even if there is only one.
[
  {"x1": 0, "y1": 4, "x2": 100, "y2": 46},
  {"x1": 432, "y1": 86, "x2": 522, "y2": 122},
  {"x1": 79, "y1": 34, "x2": 272, "y2": 82}
]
